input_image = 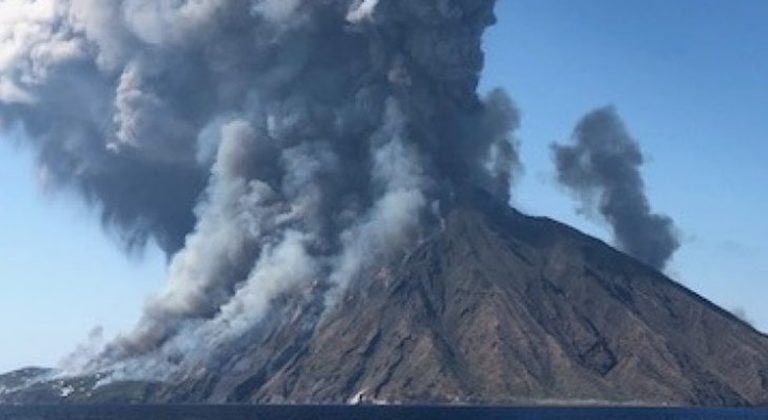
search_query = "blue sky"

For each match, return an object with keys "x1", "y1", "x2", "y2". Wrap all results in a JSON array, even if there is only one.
[
  {"x1": 0, "y1": 0, "x2": 767, "y2": 372},
  {"x1": 0, "y1": 143, "x2": 166, "y2": 372},
  {"x1": 481, "y1": 0, "x2": 768, "y2": 329}
]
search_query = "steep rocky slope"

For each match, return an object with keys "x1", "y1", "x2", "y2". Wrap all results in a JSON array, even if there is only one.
[
  {"x1": 225, "y1": 191, "x2": 768, "y2": 405},
  {"x1": 3, "y1": 191, "x2": 768, "y2": 405}
]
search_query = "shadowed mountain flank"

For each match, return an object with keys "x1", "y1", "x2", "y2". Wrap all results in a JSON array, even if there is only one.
[
  {"x1": 4, "y1": 191, "x2": 766, "y2": 406},
  {"x1": 221, "y1": 191, "x2": 768, "y2": 405}
]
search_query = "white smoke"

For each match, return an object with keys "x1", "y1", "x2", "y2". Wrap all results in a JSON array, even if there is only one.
[
  {"x1": 347, "y1": 0, "x2": 380, "y2": 23},
  {"x1": 0, "y1": 0, "x2": 83, "y2": 102},
  {"x1": 330, "y1": 99, "x2": 427, "y2": 295},
  {"x1": 252, "y1": 0, "x2": 303, "y2": 23},
  {"x1": 111, "y1": 60, "x2": 197, "y2": 160},
  {"x1": 1, "y1": 0, "x2": 519, "y2": 380}
]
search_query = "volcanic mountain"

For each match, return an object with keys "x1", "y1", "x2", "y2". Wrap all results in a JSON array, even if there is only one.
[{"x1": 3, "y1": 190, "x2": 768, "y2": 406}]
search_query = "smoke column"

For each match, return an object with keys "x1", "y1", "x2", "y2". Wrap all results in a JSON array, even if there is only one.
[
  {"x1": 0, "y1": 0, "x2": 519, "y2": 377},
  {"x1": 552, "y1": 106, "x2": 679, "y2": 270}
]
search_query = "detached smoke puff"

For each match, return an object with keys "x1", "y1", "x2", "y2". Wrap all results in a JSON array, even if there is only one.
[
  {"x1": 731, "y1": 307, "x2": 754, "y2": 327},
  {"x1": 1, "y1": 0, "x2": 521, "y2": 377},
  {"x1": 552, "y1": 107, "x2": 679, "y2": 270}
]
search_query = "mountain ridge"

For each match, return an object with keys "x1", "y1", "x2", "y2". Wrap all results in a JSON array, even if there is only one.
[{"x1": 3, "y1": 190, "x2": 767, "y2": 406}]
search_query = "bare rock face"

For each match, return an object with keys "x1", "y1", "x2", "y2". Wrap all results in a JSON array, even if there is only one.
[
  {"x1": 223, "y1": 190, "x2": 768, "y2": 405},
  {"x1": 4, "y1": 190, "x2": 768, "y2": 405}
]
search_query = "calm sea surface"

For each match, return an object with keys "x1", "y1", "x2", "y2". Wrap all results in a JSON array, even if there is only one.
[{"x1": 0, "y1": 405, "x2": 767, "y2": 420}]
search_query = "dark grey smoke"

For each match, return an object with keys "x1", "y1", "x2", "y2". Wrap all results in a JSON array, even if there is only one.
[
  {"x1": 0, "y1": 0, "x2": 520, "y2": 377},
  {"x1": 552, "y1": 106, "x2": 679, "y2": 270}
]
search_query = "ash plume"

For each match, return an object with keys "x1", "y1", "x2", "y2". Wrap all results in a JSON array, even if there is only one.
[
  {"x1": 552, "y1": 106, "x2": 679, "y2": 270},
  {"x1": 0, "y1": 0, "x2": 520, "y2": 376}
]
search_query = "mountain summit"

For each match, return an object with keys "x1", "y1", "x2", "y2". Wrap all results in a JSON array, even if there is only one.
[{"x1": 3, "y1": 190, "x2": 768, "y2": 405}]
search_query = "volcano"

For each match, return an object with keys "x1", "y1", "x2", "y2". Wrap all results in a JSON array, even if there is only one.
[{"x1": 3, "y1": 189, "x2": 768, "y2": 406}]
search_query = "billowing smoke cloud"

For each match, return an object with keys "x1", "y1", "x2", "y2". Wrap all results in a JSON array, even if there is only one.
[
  {"x1": 552, "y1": 106, "x2": 679, "y2": 270},
  {"x1": 0, "y1": 0, "x2": 520, "y2": 377}
]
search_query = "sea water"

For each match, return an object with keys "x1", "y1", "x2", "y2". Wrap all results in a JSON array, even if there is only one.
[{"x1": 1, "y1": 405, "x2": 768, "y2": 420}]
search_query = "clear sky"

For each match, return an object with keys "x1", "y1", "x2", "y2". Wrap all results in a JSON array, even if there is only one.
[{"x1": 0, "y1": 0, "x2": 766, "y2": 372}]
